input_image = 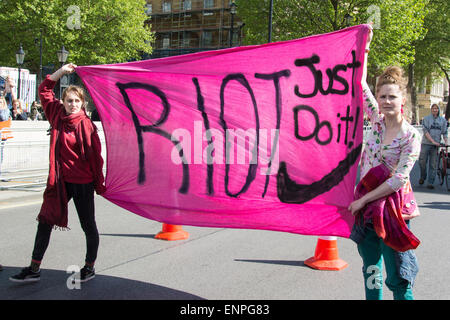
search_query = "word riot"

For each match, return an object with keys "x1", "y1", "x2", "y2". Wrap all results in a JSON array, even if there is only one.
[{"x1": 116, "y1": 51, "x2": 362, "y2": 203}]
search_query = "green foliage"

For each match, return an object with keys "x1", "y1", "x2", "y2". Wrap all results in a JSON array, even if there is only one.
[
  {"x1": 368, "y1": 0, "x2": 428, "y2": 72},
  {"x1": 236, "y1": 0, "x2": 428, "y2": 77},
  {"x1": 414, "y1": 0, "x2": 450, "y2": 82},
  {"x1": 0, "y1": 0, "x2": 154, "y2": 73}
]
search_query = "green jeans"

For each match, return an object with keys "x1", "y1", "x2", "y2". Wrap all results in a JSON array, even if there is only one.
[{"x1": 357, "y1": 227, "x2": 414, "y2": 300}]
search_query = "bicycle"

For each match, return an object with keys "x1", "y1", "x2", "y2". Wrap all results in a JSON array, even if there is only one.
[{"x1": 436, "y1": 144, "x2": 450, "y2": 191}]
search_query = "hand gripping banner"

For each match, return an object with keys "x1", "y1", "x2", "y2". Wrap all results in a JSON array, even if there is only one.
[{"x1": 77, "y1": 25, "x2": 371, "y2": 237}]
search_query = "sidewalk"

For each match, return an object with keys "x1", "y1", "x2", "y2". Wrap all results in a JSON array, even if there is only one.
[{"x1": 0, "y1": 187, "x2": 44, "y2": 210}]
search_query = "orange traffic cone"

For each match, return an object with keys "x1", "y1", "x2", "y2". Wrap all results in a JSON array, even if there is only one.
[
  {"x1": 304, "y1": 236, "x2": 348, "y2": 271},
  {"x1": 155, "y1": 223, "x2": 189, "y2": 241}
]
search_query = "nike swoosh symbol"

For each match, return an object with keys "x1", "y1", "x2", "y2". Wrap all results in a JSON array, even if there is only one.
[{"x1": 277, "y1": 143, "x2": 362, "y2": 203}]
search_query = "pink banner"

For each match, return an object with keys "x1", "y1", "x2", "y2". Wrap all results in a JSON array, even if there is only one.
[{"x1": 77, "y1": 25, "x2": 370, "y2": 237}]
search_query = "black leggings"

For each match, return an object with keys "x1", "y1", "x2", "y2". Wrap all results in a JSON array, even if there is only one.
[{"x1": 32, "y1": 182, "x2": 99, "y2": 264}]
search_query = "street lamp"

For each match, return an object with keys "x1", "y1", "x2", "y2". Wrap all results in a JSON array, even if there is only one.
[
  {"x1": 268, "y1": 0, "x2": 273, "y2": 42},
  {"x1": 16, "y1": 45, "x2": 25, "y2": 100},
  {"x1": 229, "y1": 0, "x2": 237, "y2": 47},
  {"x1": 237, "y1": 22, "x2": 245, "y2": 46},
  {"x1": 57, "y1": 45, "x2": 69, "y2": 65},
  {"x1": 57, "y1": 45, "x2": 69, "y2": 99}
]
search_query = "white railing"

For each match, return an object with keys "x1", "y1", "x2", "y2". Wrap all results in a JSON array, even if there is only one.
[{"x1": 0, "y1": 121, "x2": 105, "y2": 190}]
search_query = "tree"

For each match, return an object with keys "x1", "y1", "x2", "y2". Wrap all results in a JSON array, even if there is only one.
[
  {"x1": 0, "y1": 0, "x2": 154, "y2": 74},
  {"x1": 236, "y1": 0, "x2": 428, "y2": 79},
  {"x1": 414, "y1": 0, "x2": 450, "y2": 119}
]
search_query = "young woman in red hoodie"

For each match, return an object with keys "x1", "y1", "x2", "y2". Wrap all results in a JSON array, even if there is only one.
[{"x1": 10, "y1": 63, "x2": 106, "y2": 283}]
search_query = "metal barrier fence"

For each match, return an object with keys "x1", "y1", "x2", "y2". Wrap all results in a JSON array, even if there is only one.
[
  {"x1": 0, "y1": 124, "x2": 105, "y2": 190},
  {"x1": 1, "y1": 140, "x2": 49, "y2": 172}
]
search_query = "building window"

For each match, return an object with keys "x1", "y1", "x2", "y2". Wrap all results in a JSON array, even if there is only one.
[
  {"x1": 204, "y1": 0, "x2": 214, "y2": 9},
  {"x1": 163, "y1": 35, "x2": 170, "y2": 49},
  {"x1": 183, "y1": 0, "x2": 192, "y2": 11},
  {"x1": 145, "y1": 3, "x2": 152, "y2": 15},
  {"x1": 163, "y1": 1, "x2": 171, "y2": 13},
  {"x1": 182, "y1": 32, "x2": 191, "y2": 47},
  {"x1": 202, "y1": 31, "x2": 212, "y2": 47}
]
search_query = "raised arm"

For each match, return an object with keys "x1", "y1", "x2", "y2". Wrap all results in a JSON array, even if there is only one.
[
  {"x1": 49, "y1": 63, "x2": 77, "y2": 82},
  {"x1": 361, "y1": 27, "x2": 381, "y2": 125},
  {"x1": 5, "y1": 76, "x2": 16, "y2": 101},
  {"x1": 39, "y1": 63, "x2": 77, "y2": 123},
  {"x1": 362, "y1": 83, "x2": 381, "y2": 124}
]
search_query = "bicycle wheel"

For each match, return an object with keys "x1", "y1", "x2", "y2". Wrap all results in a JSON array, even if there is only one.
[
  {"x1": 437, "y1": 151, "x2": 445, "y2": 185},
  {"x1": 444, "y1": 155, "x2": 449, "y2": 191},
  {"x1": 445, "y1": 172, "x2": 449, "y2": 191}
]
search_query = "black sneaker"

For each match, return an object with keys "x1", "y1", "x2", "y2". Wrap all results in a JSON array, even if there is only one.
[
  {"x1": 9, "y1": 267, "x2": 40, "y2": 283},
  {"x1": 78, "y1": 266, "x2": 95, "y2": 283},
  {"x1": 419, "y1": 179, "x2": 424, "y2": 185}
]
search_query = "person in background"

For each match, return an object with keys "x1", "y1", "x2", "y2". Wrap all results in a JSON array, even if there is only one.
[
  {"x1": 0, "y1": 95, "x2": 13, "y2": 177},
  {"x1": 0, "y1": 95, "x2": 7, "y2": 271},
  {"x1": 29, "y1": 106, "x2": 43, "y2": 121},
  {"x1": 29, "y1": 101, "x2": 43, "y2": 121},
  {"x1": 4, "y1": 76, "x2": 16, "y2": 115},
  {"x1": 11, "y1": 99, "x2": 28, "y2": 120},
  {"x1": 1, "y1": 97, "x2": 13, "y2": 281},
  {"x1": 0, "y1": 96, "x2": 10, "y2": 122},
  {"x1": 9, "y1": 63, "x2": 106, "y2": 284},
  {"x1": 418, "y1": 104, "x2": 448, "y2": 189}
]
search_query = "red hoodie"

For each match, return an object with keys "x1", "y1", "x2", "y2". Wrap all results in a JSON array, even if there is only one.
[{"x1": 37, "y1": 75, "x2": 105, "y2": 228}]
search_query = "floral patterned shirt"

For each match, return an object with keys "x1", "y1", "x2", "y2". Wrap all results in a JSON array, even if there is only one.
[{"x1": 360, "y1": 83, "x2": 421, "y2": 192}]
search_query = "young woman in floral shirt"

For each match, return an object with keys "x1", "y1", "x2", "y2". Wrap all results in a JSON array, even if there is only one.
[{"x1": 348, "y1": 32, "x2": 421, "y2": 300}]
